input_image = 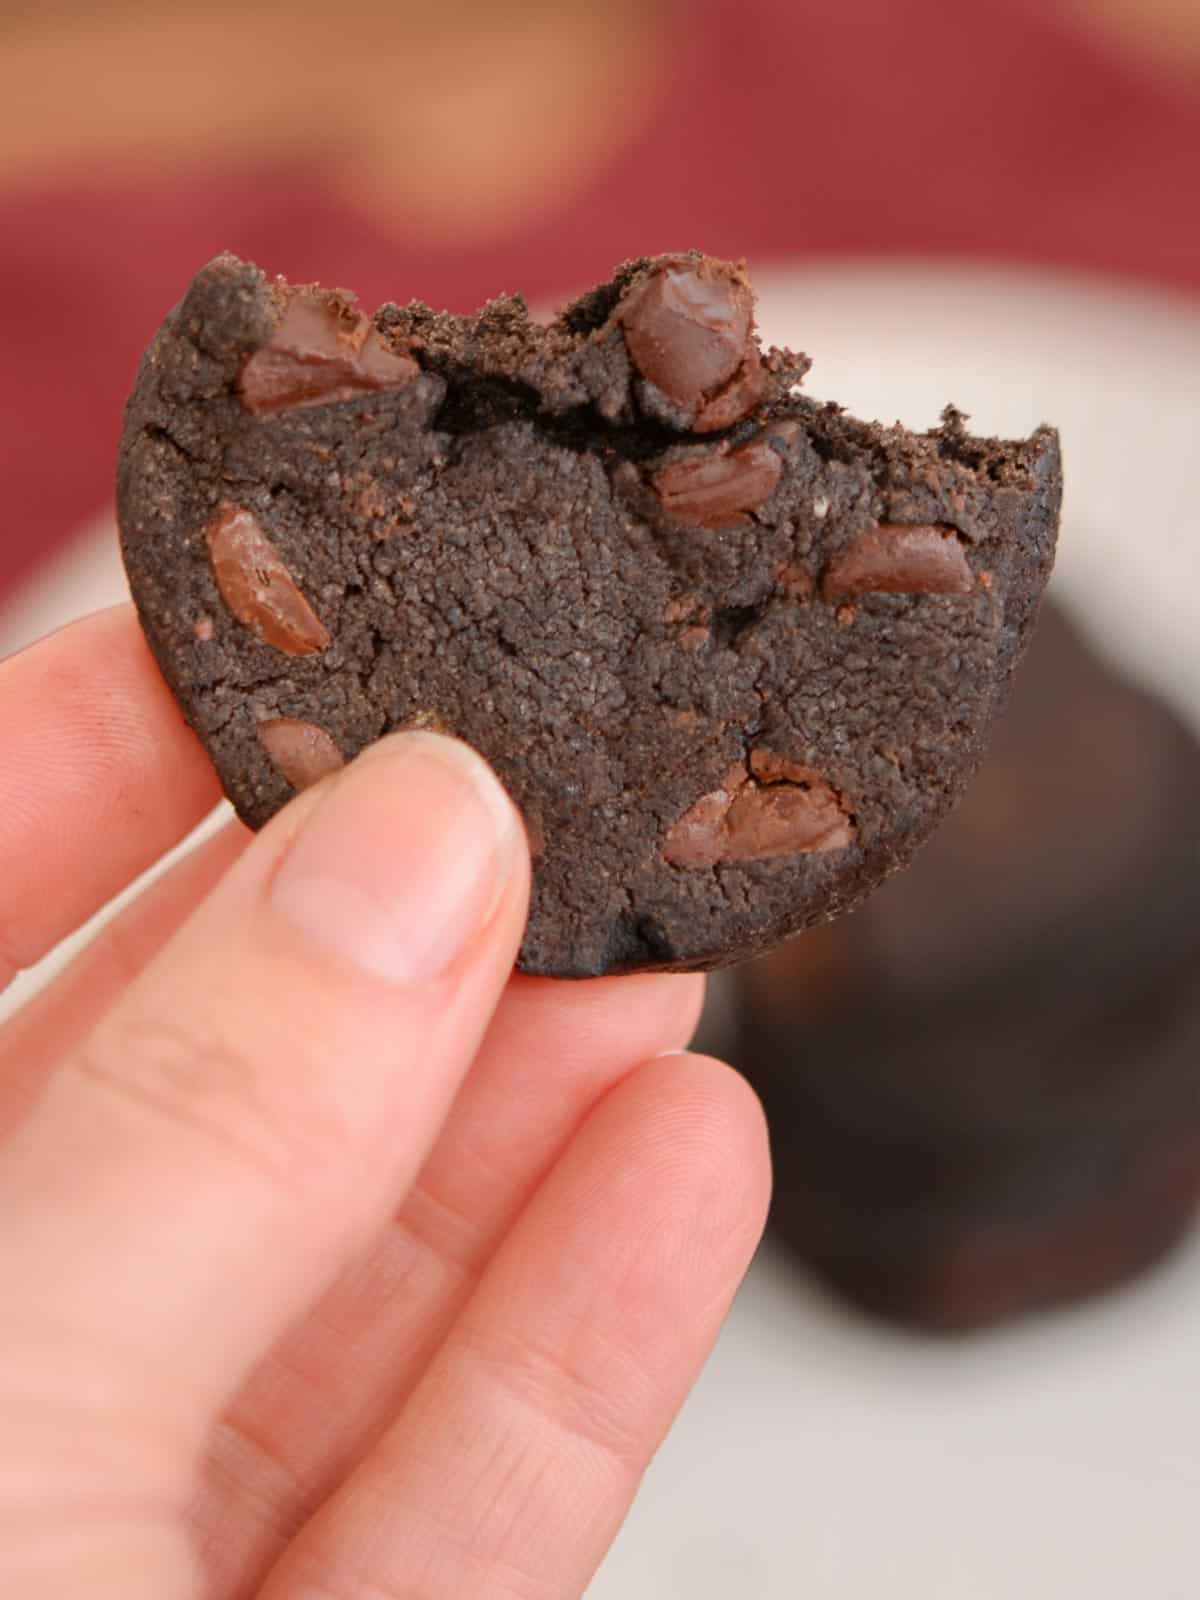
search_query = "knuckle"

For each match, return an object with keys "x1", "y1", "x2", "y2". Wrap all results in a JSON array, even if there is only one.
[
  {"x1": 74, "y1": 1014, "x2": 355, "y2": 1194},
  {"x1": 458, "y1": 1321, "x2": 648, "y2": 1478},
  {"x1": 0, "y1": 1319, "x2": 193, "y2": 1529},
  {"x1": 194, "y1": 1414, "x2": 312, "y2": 1563}
]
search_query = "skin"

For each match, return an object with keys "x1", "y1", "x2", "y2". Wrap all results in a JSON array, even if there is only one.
[
  {"x1": 0, "y1": 607, "x2": 771, "y2": 1598},
  {"x1": 0, "y1": 0, "x2": 669, "y2": 236},
  {"x1": 3, "y1": 1, "x2": 1193, "y2": 223},
  {"x1": 1066, "y1": 0, "x2": 1200, "y2": 71}
]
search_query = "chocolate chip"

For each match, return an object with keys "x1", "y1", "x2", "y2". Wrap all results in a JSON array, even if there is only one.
[
  {"x1": 822, "y1": 523, "x2": 974, "y2": 599},
  {"x1": 618, "y1": 256, "x2": 765, "y2": 431},
  {"x1": 663, "y1": 593, "x2": 708, "y2": 624},
  {"x1": 206, "y1": 506, "x2": 331, "y2": 655},
  {"x1": 257, "y1": 717, "x2": 346, "y2": 792},
  {"x1": 523, "y1": 812, "x2": 547, "y2": 859},
  {"x1": 653, "y1": 440, "x2": 782, "y2": 529},
  {"x1": 664, "y1": 755, "x2": 854, "y2": 867},
  {"x1": 748, "y1": 750, "x2": 816, "y2": 785},
  {"x1": 240, "y1": 288, "x2": 419, "y2": 415},
  {"x1": 774, "y1": 561, "x2": 815, "y2": 602},
  {"x1": 693, "y1": 357, "x2": 767, "y2": 433}
]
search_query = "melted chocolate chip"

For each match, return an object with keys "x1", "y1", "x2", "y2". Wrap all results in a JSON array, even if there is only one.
[
  {"x1": 693, "y1": 355, "x2": 767, "y2": 433},
  {"x1": 240, "y1": 289, "x2": 420, "y2": 415},
  {"x1": 618, "y1": 257, "x2": 765, "y2": 431},
  {"x1": 664, "y1": 754, "x2": 854, "y2": 867},
  {"x1": 257, "y1": 718, "x2": 346, "y2": 791},
  {"x1": 206, "y1": 506, "x2": 331, "y2": 655},
  {"x1": 822, "y1": 523, "x2": 974, "y2": 599},
  {"x1": 749, "y1": 750, "x2": 818, "y2": 785},
  {"x1": 653, "y1": 440, "x2": 782, "y2": 529}
]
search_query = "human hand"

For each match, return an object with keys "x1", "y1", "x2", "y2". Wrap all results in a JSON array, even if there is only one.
[{"x1": 0, "y1": 607, "x2": 770, "y2": 1600}]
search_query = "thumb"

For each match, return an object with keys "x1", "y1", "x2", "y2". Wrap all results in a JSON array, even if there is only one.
[{"x1": 0, "y1": 731, "x2": 528, "y2": 1598}]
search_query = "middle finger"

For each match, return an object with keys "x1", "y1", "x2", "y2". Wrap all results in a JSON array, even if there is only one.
[{"x1": 192, "y1": 968, "x2": 705, "y2": 1598}]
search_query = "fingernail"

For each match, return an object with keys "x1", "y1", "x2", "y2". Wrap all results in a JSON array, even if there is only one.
[{"x1": 269, "y1": 732, "x2": 521, "y2": 983}]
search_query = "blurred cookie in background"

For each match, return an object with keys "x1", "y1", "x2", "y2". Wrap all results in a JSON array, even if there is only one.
[{"x1": 732, "y1": 600, "x2": 1200, "y2": 1332}]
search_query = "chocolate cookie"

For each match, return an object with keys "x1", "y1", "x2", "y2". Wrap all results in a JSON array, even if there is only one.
[
  {"x1": 738, "y1": 603, "x2": 1200, "y2": 1330},
  {"x1": 117, "y1": 252, "x2": 1061, "y2": 977}
]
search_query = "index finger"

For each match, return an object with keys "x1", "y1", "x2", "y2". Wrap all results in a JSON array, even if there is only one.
[{"x1": 0, "y1": 604, "x2": 221, "y2": 990}]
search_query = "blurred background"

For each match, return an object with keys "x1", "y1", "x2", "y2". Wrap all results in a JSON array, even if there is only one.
[{"x1": 2, "y1": 1, "x2": 1199, "y2": 1595}]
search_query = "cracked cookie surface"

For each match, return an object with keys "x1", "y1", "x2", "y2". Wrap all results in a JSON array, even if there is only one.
[{"x1": 117, "y1": 251, "x2": 1061, "y2": 976}]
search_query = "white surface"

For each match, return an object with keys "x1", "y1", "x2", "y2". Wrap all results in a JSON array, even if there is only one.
[
  {"x1": 596, "y1": 1236, "x2": 1200, "y2": 1600},
  {"x1": 3, "y1": 262, "x2": 1199, "y2": 1598}
]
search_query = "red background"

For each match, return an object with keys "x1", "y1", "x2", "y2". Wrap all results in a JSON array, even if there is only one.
[{"x1": 2, "y1": 0, "x2": 1197, "y2": 603}]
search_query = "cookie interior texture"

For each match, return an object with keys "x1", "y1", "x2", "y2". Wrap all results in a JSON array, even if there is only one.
[{"x1": 118, "y1": 251, "x2": 1061, "y2": 977}]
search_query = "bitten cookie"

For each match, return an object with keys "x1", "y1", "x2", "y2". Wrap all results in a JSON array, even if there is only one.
[{"x1": 117, "y1": 251, "x2": 1061, "y2": 976}]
